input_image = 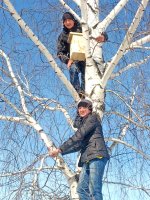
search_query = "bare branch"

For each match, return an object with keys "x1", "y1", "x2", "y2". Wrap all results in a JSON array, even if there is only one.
[
  {"x1": 98, "y1": 0, "x2": 129, "y2": 31},
  {"x1": 107, "y1": 90, "x2": 142, "y2": 122},
  {"x1": 102, "y1": 0, "x2": 149, "y2": 88},
  {"x1": 111, "y1": 55, "x2": 150, "y2": 78},
  {"x1": 108, "y1": 111, "x2": 150, "y2": 130},
  {"x1": 72, "y1": 0, "x2": 81, "y2": 7},
  {"x1": 24, "y1": 92, "x2": 76, "y2": 130},
  {"x1": 106, "y1": 138, "x2": 150, "y2": 160},
  {"x1": 109, "y1": 89, "x2": 136, "y2": 151},
  {"x1": 3, "y1": 0, "x2": 80, "y2": 102},
  {"x1": 128, "y1": 35, "x2": 150, "y2": 50},
  {"x1": 0, "y1": 93, "x2": 23, "y2": 115},
  {"x1": 104, "y1": 180, "x2": 150, "y2": 197},
  {"x1": 59, "y1": 0, "x2": 81, "y2": 22},
  {"x1": 0, "y1": 166, "x2": 59, "y2": 178},
  {"x1": 0, "y1": 115, "x2": 29, "y2": 125},
  {"x1": 0, "y1": 49, "x2": 28, "y2": 114}
]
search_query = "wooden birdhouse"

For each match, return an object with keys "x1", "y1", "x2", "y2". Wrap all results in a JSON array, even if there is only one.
[{"x1": 68, "y1": 32, "x2": 86, "y2": 61}]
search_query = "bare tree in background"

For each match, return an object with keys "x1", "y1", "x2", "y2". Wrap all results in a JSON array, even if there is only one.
[{"x1": 0, "y1": 0, "x2": 150, "y2": 199}]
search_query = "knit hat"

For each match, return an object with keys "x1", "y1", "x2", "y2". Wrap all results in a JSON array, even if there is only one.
[
  {"x1": 62, "y1": 12, "x2": 75, "y2": 22},
  {"x1": 78, "y1": 99, "x2": 93, "y2": 111}
]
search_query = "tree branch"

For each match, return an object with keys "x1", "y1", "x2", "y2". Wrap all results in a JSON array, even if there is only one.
[
  {"x1": 106, "y1": 137, "x2": 150, "y2": 160},
  {"x1": 109, "y1": 89, "x2": 136, "y2": 151},
  {"x1": 97, "y1": 0, "x2": 129, "y2": 31},
  {"x1": 0, "y1": 93, "x2": 23, "y2": 116},
  {"x1": 107, "y1": 90, "x2": 142, "y2": 122},
  {"x1": 59, "y1": 0, "x2": 81, "y2": 22},
  {"x1": 128, "y1": 35, "x2": 150, "y2": 50},
  {"x1": 111, "y1": 55, "x2": 150, "y2": 78},
  {"x1": 0, "y1": 115, "x2": 29, "y2": 124},
  {"x1": 24, "y1": 92, "x2": 76, "y2": 130},
  {"x1": 108, "y1": 111, "x2": 150, "y2": 130},
  {"x1": 3, "y1": 0, "x2": 80, "y2": 102},
  {"x1": 0, "y1": 49, "x2": 28, "y2": 114},
  {"x1": 104, "y1": 180, "x2": 150, "y2": 197},
  {"x1": 72, "y1": 0, "x2": 81, "y2": 7},
  {"x1": 101, "y1": 0, "x2": 149, "y2": 88}
]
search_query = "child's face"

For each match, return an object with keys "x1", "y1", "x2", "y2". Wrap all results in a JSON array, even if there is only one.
[
  {"x1": 63, "y1": 19, "x2": 75, "y2": 29},
  {"x1": 78, "y1": 106, "x2": 91, "y2": 117}
]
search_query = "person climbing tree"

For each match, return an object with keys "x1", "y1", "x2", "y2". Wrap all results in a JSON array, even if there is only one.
[
  {"x1": 49, "y1": 99, "x2": 110, "y2": 200},
  {"x1": 57, "y1": 12, "x2": 108, "y2": 97}
]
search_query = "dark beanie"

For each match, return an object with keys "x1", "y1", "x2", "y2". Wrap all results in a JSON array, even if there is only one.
[
  {"x1": 78, "y1": 99, "x2": 93, "y2": 111},
  {"x1": 62, "y1": 12, "x2": 75, "y2": 22}
]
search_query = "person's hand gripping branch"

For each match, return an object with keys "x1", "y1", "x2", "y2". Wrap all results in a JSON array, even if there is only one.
[
  {"x1": 48, "y1": 147, "x2": 62, "y2": 158},
  {"x1": 95, "y1": 33, "x2": 108, "y2": 43}
]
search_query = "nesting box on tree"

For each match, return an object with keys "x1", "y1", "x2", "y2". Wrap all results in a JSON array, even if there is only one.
[{"x1": 68, "y1": 32, "x2": 86, "y2": 61}]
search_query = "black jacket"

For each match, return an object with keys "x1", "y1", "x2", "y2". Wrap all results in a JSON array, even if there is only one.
[
  {"x1": 59, "y1": 113, "x2": 110, "y2": 167},
  {"x1": 57, "y1": 21, "x2": 108, "y2": 65},
  {"x1": 57, "y1": 20, "x2": 82, "y2": 64}
]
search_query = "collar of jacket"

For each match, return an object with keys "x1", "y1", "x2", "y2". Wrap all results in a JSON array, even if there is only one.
[{"x1": 81, "y1": 112, "x2": 92, "y2": 120}]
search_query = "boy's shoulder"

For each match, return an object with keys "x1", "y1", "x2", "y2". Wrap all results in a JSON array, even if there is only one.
[
  {"x1": 88, "y1": 112, "x2": 101, "y2": 122},
  {"x1": 58, "y1": 30, "x2": 68, "y2": 41}
]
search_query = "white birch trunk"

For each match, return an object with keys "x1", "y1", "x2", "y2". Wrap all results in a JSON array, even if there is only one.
[{"x1": 80, "y1": 0, "x2": 105, "y2": 119}]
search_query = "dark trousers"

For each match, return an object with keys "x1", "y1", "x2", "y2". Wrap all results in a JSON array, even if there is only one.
[{"x1": 69, "y1": 61, "x2": 85, "y2": 93}]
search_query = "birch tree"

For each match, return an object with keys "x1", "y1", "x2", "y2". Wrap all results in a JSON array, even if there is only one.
[{"x1": 0, "y1": 0, "x2": 150, "y2": 199}]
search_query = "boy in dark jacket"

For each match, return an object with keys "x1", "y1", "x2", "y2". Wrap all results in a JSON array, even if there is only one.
[
  {"x1": 57, "y1": 12, "x2": 108, "y2": 96},
  {"x1": 49, "y1": 99, "x2": 109, "y2": 200}
]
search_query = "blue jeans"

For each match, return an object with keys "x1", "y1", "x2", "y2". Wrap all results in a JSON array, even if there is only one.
[
  {"x1": 69, "y1": 61, "x2": 85, "y2": 93},
  {"x1": 77, "y1": 158, "x2": 108, "y2": 200}
]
